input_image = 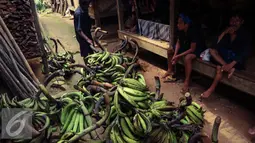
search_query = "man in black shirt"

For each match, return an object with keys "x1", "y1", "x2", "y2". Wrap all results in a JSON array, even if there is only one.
[
  {"x1": 163, "y1": 14, "x2": 205, "y2": 93},
  {"x1": 74, "y1": 0, "x2": 93, "y2": 57},
  {"x1": 201, "y1": 13, "x2": 251, "y2": 98}
]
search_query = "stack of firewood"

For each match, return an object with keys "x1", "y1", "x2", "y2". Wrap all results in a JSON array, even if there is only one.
[
  {"x1": 0, "y1": 0, "x2": 41, "y2": 59},
  {"x1": 51, "y1": 0, "x2": 68, "y2": 16},
  {"x1": 0, "y1": 16, "x2": 39, "y2": 99}
]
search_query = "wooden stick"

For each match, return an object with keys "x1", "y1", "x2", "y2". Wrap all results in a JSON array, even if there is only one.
[
  {"x1": 29, "y1": 0, "x2": 49, "y2": 75},
  {"x1": 0, "y1": 16, "x2": 40, "y2": 84}
]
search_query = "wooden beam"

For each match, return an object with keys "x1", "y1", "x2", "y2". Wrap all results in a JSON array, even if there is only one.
[
  {"x1": 29, "y1": 0, "x2": 49, "y2": 77},
  {"x1": 116, "y1": 0, "x2": 124, "y2": 30},
  {"x1": 169, "y1": 0, "x2": 175, "y2": 47},
  {"x1": 93, "y1": 0, "x2": 101, "y2": 27}
]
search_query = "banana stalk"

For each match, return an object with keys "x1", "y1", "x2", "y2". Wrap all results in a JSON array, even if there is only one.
[{"x1": 211, "y1": 116, "x2": 221, "y2": 143}]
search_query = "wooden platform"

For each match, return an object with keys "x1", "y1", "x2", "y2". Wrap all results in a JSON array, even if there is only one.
[
  {"x1": 118, "y1": 30, "x2": 169, "y2": 58},
  {"x1": 118, "y1": 30, "x2": 255, "y2": 96}
]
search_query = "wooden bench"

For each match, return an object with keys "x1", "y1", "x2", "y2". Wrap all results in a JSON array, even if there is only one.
[{"x1": 118, "y1": 30, "x2": 255, "y2": 96}]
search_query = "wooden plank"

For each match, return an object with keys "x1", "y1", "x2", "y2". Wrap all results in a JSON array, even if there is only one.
[
  {"x1": 93, "y1": 0, "x2": 101, "y2": 27},
  {"x1": 116, "y1": 0, "x2": 124, "y2": 30},
  {"x1": 118, "y1": 30, "x2": 169, "y2": 58},
  {"x1": 169, "y1": 0, "x2": 175, "y2": 46},
  {"x1": 28, "y1": 0, "x2": 46, "y2": 81}
]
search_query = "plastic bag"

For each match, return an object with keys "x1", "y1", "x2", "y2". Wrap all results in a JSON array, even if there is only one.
[{"x1": 200, "y1": 49, "x2": 211, "y2": 62}]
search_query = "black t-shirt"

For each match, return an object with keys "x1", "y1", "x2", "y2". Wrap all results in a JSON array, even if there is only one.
[
  {"x1": 215, "y1": 27, "x2": 251, "y2": 63},
  {"x1": 177, "y1": 25, "x2": 205, "y2": 56},
  {"x1": 74, "y1": 6, "x2": 92, "y2": 43}
]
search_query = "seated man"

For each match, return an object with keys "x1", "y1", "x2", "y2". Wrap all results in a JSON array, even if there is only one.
[
  {"x1": 163, "y1": 13, "x2": 205, "y2": 93},
  {"x1": 201, "y1": 13, "x2": 251, "y2": 98}
]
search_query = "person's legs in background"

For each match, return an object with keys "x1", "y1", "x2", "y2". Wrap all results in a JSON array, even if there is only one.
[
  {"x1": 162, "y1": 48, "x2": 175, "y2": 78},
  {"x1": 182, "y1": 54, "x2": 196, "y2": 93},
  {"x1": 201, "y1": 65, "x2": 223, "y2": 98}
]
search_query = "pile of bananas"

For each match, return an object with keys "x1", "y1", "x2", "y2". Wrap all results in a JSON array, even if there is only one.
[
  {"x1": 94, "y1": 77, "x2": 206, "y2": 143},
  {"x1": 0, "y1": 50, "x2": 208, "y2": 143},
  {"x1": 83, "y1": 51, "x2": 136, "y2": 84},
  {"x1": 59, "y1": 92, "x2": 97, "y2": 139}
]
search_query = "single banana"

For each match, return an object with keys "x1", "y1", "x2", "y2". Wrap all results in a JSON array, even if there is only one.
[
  {"x1": 66, "y1": 109, "x2": 78, "y2": 133},
  {"x1": 78, "y1": 112, "x2": 84, "y2": 133},
  {"x1": 114, "y1": 91, "x2": 127, "y2": 117},
  {"x1": 117, "y1": 86, "x2": 138, "y2": 108},
  {"x1": 120, "y1": 117, "x2": 137, "y2": 139},
  {"x1": 61, "y1": 108, "x2": 76, "y2": 133},
  {"x1": 122, "y1": 87, "x2": 147, "y2": 97},
  {"x1": 137, "y1": 73, "x2": 146, "y2": 85},
  {"x1": 72, "y1": 112, "x2": 80, "y2": 133}
]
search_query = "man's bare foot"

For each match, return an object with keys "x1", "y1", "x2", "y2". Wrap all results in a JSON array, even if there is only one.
[
  {"x1": 162, "y1": 71, "x2": 173, "y2": 78},
  {"x1": 181, "y1": 82, "x2": 189, "y2": 94},
  {"x1": 201, "y1": 89, "x2": 213, "y2": 98},
  {"x1": 228, "y1": 68, "x2": 235, "y2": 79},
  {"x1": 248, "y1": 126, "x2": 255, "y2": 135}
]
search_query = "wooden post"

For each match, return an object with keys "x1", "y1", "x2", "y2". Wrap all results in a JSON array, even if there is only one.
[
  {"x1": 116, "y1": 0, "x2": 124, "y2": 30},
  {"x1": 169, "y1": 0, "x2": 175, "y2": 47},
  {"x1": 93, "y1": 0, "x2": 101, "y2": 27},
  {"x1": 29, "y1": 0, "x2": 49, "y2": 76}
]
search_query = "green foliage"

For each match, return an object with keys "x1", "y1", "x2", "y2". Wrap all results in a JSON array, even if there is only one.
[{"x1": 35, "y1": 0, "x2": 46, "y2": 12}]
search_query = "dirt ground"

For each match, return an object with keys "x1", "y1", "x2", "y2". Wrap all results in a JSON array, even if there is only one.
[{"x1": 39, "y1": 13, "x2": 255, "y2": 143}]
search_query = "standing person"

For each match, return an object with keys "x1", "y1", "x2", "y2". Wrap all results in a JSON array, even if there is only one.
[
  {"x1": 163, "y1": 13, "x2": 205, "y2": 93},
  {"x1": 201, "y1": 13, "x2": 251, "y2": 98},
  {"x1": 74, "y1": 0, "x2": 93, "y2": 58}
]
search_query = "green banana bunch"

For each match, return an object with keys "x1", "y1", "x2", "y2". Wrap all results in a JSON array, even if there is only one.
[
  {"x1": 148, "y1": 127, "x2": 178, "y2": 143},
  {"x1": 120, "y1": 78, "x2": 147, "y2": 91},
  {"x1": 185, "y1": 102, "x2": 205, "y2": 126},
  {"x1": 33, "y1": 112, "x2": 51, "y2": 132},
  {"x1": 133, "y1": 112, "x2": 152, "y2": 136}
]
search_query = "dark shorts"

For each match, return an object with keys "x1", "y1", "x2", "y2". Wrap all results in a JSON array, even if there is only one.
[
  {"x1": 210, "y1": 48, "x2": 245, "y2": 70},
  {"x1": 173, "y1": 44, "x2": 201, "y2": 57},
  {"x1": 78, "y1": 39, "x2": 93, "y2": 57}
]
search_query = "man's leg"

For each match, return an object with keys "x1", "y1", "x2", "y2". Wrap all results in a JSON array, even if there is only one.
[
  {"x1": 162, "y1": 48, "x2": 174, "y2": 78},
  {"x1": 201, "y1": 66, "x2": 223, "y2": 98},
  {"x1": 209, "y1": 48, "x2": 227, "y2": 66},
  {"x1": 182, "y1": 54, "x2": 196, "y2": 93}
]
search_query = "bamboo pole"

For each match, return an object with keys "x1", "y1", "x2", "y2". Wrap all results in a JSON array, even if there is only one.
[
  {"x1": 29, "y1": 0, "x2": 49, "y2": 76},
  {"x1": 116, "y1": 0, "x2": 124, "y2": 30},
  {"x1": 93, "y1": 0, "x2": 101, "y2": 27},
  {"x1": 0, "y1": 16, "x2": 40, "y2": 85},
  {"x1": 169, "y1": 0, "x2": 175, "y2": 47}
]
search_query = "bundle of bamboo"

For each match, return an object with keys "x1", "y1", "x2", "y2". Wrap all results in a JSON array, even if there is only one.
[{"x1": 0, "y1": 16, "x2": 39, "y2": 99}]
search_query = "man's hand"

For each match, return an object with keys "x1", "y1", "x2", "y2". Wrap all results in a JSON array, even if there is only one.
[
  {"x1": 224, "y1": 27, "x2": 236, "y2": 34},
  {"x1": 171, "y1": 55, "x2": 180, "y2": 65},
  {"x1": 86, "y1": 38, "x2": 93, "y2": 45},
  {"x1": 222, "y1": 62, "x2": 236, "y2": 72}
]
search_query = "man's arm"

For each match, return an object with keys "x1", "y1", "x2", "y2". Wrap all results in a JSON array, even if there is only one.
[
  {"x1": 75, "y1": 13, "x2": 93, "y2": 45},
  {"x1": 174, "y1": 39, "x2": 180, "y2": 56},
  {"x1": 176, "y1": 42, "x2": 196, "y2": 57},
  {"x1": 78, "y1": 30, "x2": 93, "y2": 45}
]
